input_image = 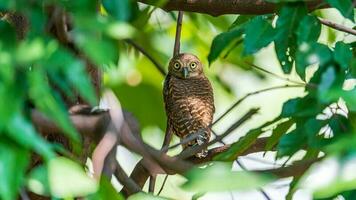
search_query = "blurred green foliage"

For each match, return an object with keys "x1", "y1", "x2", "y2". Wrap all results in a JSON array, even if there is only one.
[{"x1": 0, "y1": 0, "x2": 355, "y2": 199}]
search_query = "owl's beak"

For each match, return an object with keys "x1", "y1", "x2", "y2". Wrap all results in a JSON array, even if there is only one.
[{"x1": 182, "y1": 67, "x2": 189, "y2": 78}]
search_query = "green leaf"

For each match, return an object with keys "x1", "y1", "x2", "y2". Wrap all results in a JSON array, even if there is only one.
[
  {"x1": 296, "y1": 43, "x2": 332, "y2": 80},
  {"x1": 45, "y1": 46, "x2": 97, "y2": 105},
  {"x1": 306, "y1": 156, "x2": 356, "y2": 198},
  {"x1": 315, "y1": 190, "x2": 356, "y2": 200},
  {"x1": 72, "y1": 16, "x2": 119, "y2": 66},
  {"x1": 265, "y1": 119, "x2": 295, "y2": 151},
  {"x1": 0, "y1": 83, "x2": 23, "y2": 131},
  {"x1": 325, "y1": 0, "x2": 354, "y2": 21},
  {"x1": 0, "y1": 20, "x2": 17, "y2": 49},
  {"x1": 0, "y1": 0, "x2": 16, "y2": 10},
  {"x1": 0, "y1": 137, "x2": 30, "y2": 200},
  {"x1": 127, "y1": 193, "x2": 170, "y2": 200},
  {"x1": 182, "y1": 162, "x2": 274, "y2": 192},
  {"x1": 334, "y1": 42, "x2": 352, "y2": 70},
  {"x1": 323, "y1": 78, "x2": 356, "y2": 110},
  {"x1": 277, "y1": 127, "x2": 306, "y2": 157},
  {"x1": 113, "y1": 83, "x2": 166, "y2": 130},
  {"x1": 350, "y1": 58, "x2": 356, "y2": 78},
  {"x1": 27, "y1": 165, "x2": 50, "y2": 196},
  {"x1": 28, "y1": 69, "x2": 79, "y2": 142},
  {"x1": 102, "y1": 0, "x2": 131, "y2": 22},
  {"x1": 296, "y1": 15, "x2": 321, "y2": 45},
  {"x1": 318, "y1": 67, "x2": 336, "y2": 101},
  {"x1": 281, "y1": 96, "x2": 323, "y2": 118},
  {"x1": 274, "y1": 3, "x2": 307, "y2": 73},
  {"x1": 48, "y1": 157, "x2": 98, "y2": 198},
  {"x1": 86, "y1": 177, "x2": 124, "y2": 200},
  {"x1": 65, "y1": 59, "x2": 98, "y2": 105},
  {"x1": 243, "y1": 16, "x2": 276, "y2": 54},
  {"x1": 304, "y1": 118, "x2": 328, "y2": 147},
  {"x1": 106, "y1": 22, "x2": 135, "y2": 40},
  {"x1": 6, "y1": 113, "x2": 55, "y2": 160},
  {"x1": 229, "y1": 15, "x2": 254, "y2": 30},
  {"x1": 208, "y1": 26, "x2": 244, "y2": 64},
  {"x1": 281, "y1": 98, "x2": 300, "y2": 117},
  {"x1": 16, "y1": 38, "x2": 45, "y2": 64},
  {"x1": 214, "y1": 117, "x2": 281, "y2": 161},
  {"x1": 75, "y1": 33, "x2": 119, "y2": 66}
]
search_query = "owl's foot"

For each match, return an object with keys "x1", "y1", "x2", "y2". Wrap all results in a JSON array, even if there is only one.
[
  {"x1": 195, "y1": 133, "x2": 209, "y2": 158},
  {"x1": 195, "y1": 149, "x2": 208, "y2": 158}
]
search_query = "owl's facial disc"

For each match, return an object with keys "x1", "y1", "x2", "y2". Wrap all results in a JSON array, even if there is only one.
[{"x1": 169, "y1": 53, "x2": 204, "y2": 79}]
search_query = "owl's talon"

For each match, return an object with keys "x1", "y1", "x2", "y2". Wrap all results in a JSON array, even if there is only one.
[{"x1": 196, "y1": 149, "x2": 208, "y2": 158}]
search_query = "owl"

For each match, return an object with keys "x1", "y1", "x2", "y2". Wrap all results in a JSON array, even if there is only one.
[{"x1": 163, "y1": 53, "x2": 215, "y2": 157}]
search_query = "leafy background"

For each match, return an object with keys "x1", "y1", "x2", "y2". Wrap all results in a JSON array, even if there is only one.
[{"x1": 0, "y1": 0, "x2": 355, "y2": 199}]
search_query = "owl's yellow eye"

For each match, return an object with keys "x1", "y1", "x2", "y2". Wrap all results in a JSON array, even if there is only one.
[
  {"x1": 190, "y1": 62, "x2": 197, "y2": 69},
  {"x1": 173, "y1": 62, "x2": 181, "y2": 69}
]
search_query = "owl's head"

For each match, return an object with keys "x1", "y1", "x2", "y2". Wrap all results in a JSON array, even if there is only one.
[{"x1": 168, "y1": 53, "x2": 204, "y2": 79}]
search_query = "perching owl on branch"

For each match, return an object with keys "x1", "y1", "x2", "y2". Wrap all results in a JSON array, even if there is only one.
[{"x1": 163, "y1": 53, "x2": 215, "y2": 157}]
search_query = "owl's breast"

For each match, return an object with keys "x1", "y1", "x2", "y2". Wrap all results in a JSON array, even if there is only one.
[{"x1": 163, "y1": 75, "x2": 214, "y2": 137}]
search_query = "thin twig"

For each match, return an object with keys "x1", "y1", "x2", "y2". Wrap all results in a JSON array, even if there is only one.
[
  {"x1": 213, "y1": 84, "x2": 304, "y2": 126},
  {"x1": 243, "y1": 156, "x2": 285, "y2": 167},
  {"x1": 173, "y1": 11, "x2": 183, "y2": 56},
  {"x1": 318, "y1": 17, "x2": 356, "y2": 36},
  {"x1": 235, "y1": 160, "x2": 271, "y2": 200},
  {"x1": 157, "y1": 175, "x2": 169, "y2": 196},
  {"x1": 149, "y1": 175, "x2": 156, "y2": 193},
  {"x1": 124, "y1": 39, "x2": 166, "y2": 76},
  {"x1": 246, "y1": 62, "x2": 306, "y2": 86}
]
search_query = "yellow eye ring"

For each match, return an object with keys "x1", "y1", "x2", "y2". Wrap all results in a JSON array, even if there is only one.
[
  {"x1": 173, "y1": 62, "x2": 181, "y2": 69},
  {"x1": 190, "y1": 62, "x2": 197, "y2": 69}
]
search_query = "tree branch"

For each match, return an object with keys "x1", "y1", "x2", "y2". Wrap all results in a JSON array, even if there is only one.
[
  {"x1": 138, "y1": 0, "x2": 327, "y2": 16},
  {"x1": 114, "y1": 160, "x2": 141, "y2": 195},
  {"x1": 173, "y1": 11, "x2": 183, "y2": 56},
  {"x1": 319, "y1": 17, "x2": 356, "y2": 36},
  {"x1": 188, "y1": 137, "x2": 269, "y2": 164},
  {"x1": 121, "y1": 137, "x2": 269, "y2": 195},
  {"x1": 124, "y1": 39, "x2": 166, "y2": 76}
]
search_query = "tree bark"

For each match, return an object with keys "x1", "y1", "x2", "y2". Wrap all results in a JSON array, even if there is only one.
[{"x1": 138, "y1": 0, "x2": 327, "y2": 16}]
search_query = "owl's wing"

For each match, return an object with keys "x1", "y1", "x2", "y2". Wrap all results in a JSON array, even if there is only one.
[
  {"x1": 163, "y1": 74, "x2": 171, "y2": 114},
  {"x1": 205, "y1": 77, "x2": 215, "y2": 116}
]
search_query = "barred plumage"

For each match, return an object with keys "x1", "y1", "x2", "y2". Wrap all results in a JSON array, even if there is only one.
[{"x1": 163, "y1": 53, "x2": 214, "y2": 157}]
